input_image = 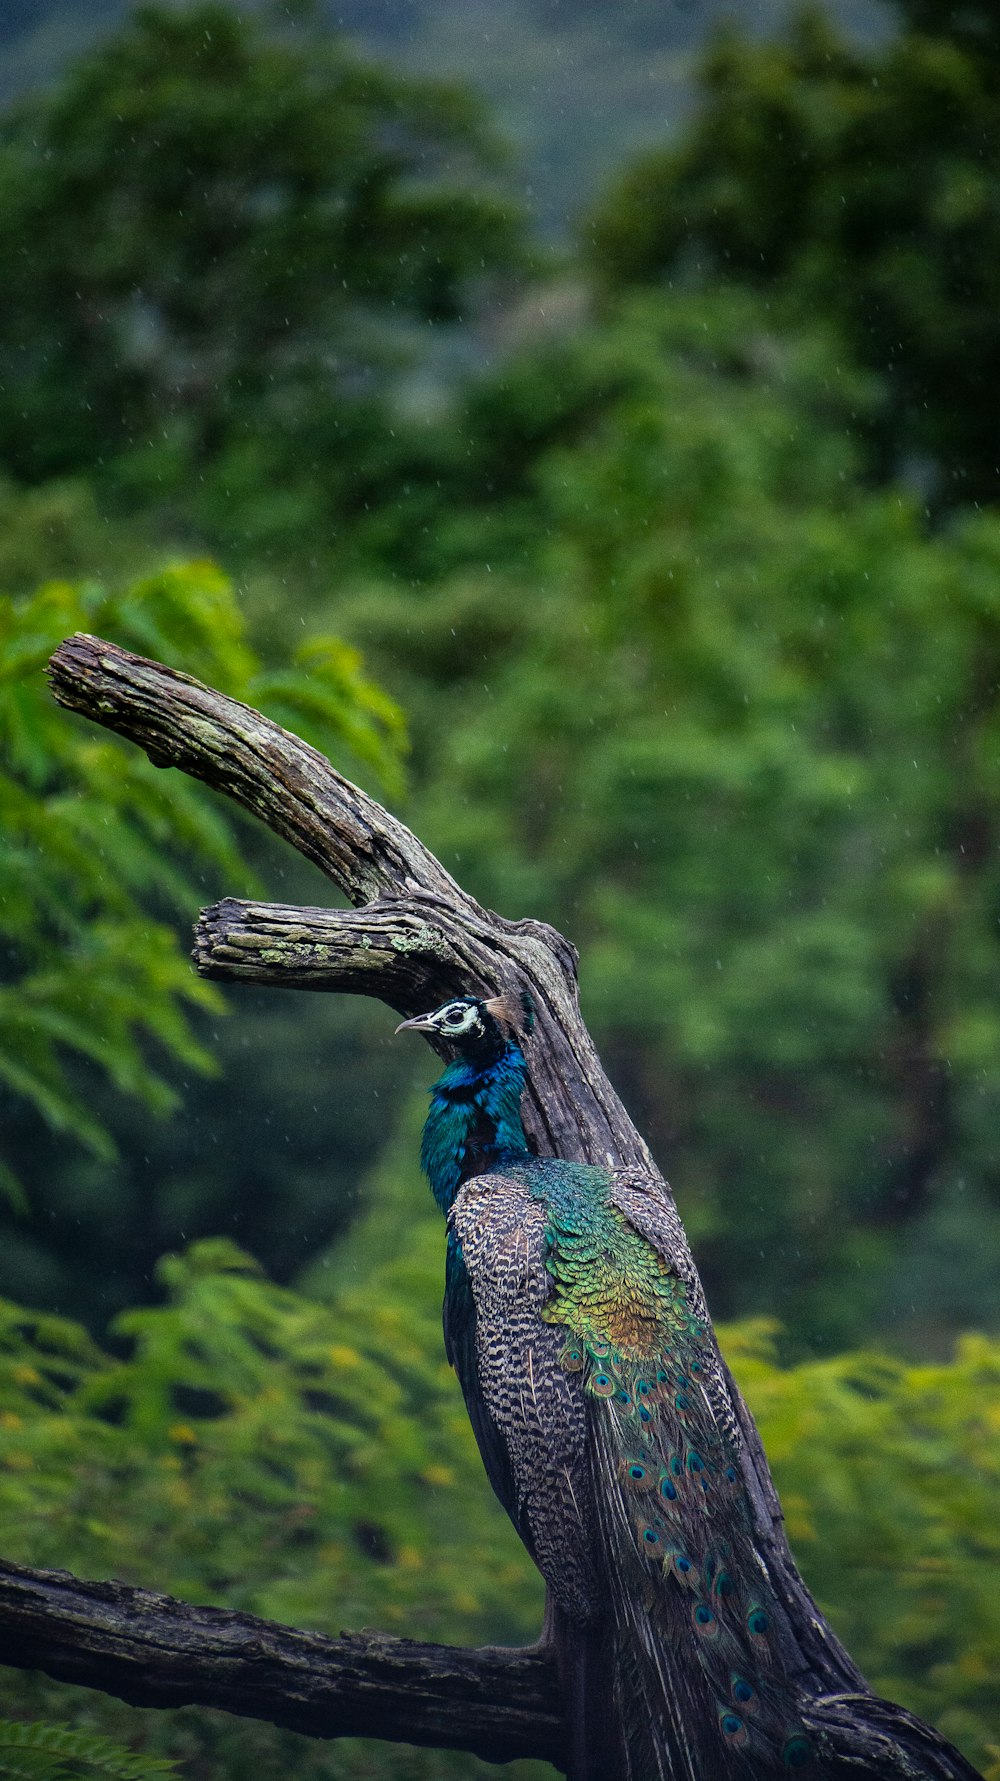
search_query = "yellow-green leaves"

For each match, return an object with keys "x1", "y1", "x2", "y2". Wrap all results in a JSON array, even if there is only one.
[
  {"x1": 723, "y1": 1322, "x2": 1000, "y2": 1769},
  {"x1": 0, "y1": 560, "x2": 406, "y2": 1167},
  {"x1": 0, "y1": 1249, "x2": 996, "y2": 1773},
  {"x1": 0, "y1": 1718, "x2": 179, "y2": 1781},
  {"x1": 0, "y1": 1238, "x2": 538, "y2": 1643}
]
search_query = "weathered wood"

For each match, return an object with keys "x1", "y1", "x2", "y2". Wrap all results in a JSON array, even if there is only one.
[
  {"x1": 47, "y1": 632, "x2": 463, "y2": 906},
  {"x1": 0, "y1": 1560, "x2": 977, "y2": 1778},
  {"x1": 49, "y1": 635, "x2": 649, "y2": 1174},
  {"x1": 0, "y1": 1560, "x2": 562, "y2": 1763},
  {"x1": 41, "y1": 633, "x2": 984, "y2": 1779}
]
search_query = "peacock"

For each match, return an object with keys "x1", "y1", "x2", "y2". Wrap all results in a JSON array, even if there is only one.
[{"x1": 396, "y1": 988, "x2": 820, "y2": 1781}]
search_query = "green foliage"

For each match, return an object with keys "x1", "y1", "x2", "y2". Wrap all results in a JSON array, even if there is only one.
[
  {"x1": 0, "y1": 1235, "x2": 997, "y2": 1772},
  {"x1": 341, "y1": 289, "x2": 1000, "y2": 1348},
  {"x1": 890, "y1": 0, "x2": 1000, "y2": 60},
  {"x1": 0, "y1": 554, "x2": 405, "y2": 1174},
  {"x1": 0, "y1": 1717, "x2": 178, "y2": 1781},
  {"x1": 584, "y1": 5, "x2": 1000, "y2": 498},
  {"x1": 0, "y1": 2, "x2": 524, "y2": 557},
  {"x1": 725, "y1": 1321, "x2": 1000, "y2": 1771},
  {"x1": 0, "y1": 1231, "x2": 536, "y2": 1640}
]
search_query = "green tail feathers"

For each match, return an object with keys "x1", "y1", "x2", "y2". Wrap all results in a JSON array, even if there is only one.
[{"x1": 575, "y1": 1328, "x2": 817, "y2": 1776}]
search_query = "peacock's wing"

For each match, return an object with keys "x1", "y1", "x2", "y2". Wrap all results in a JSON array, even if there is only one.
[
  {"x1": 442, "y1": 1228, "x2": 521, "y2": 1539},
  {"x1": 607, "y1": 1168, "x2": 745, "y2": 1458},
  {"x1": 451, "y1": 1159, "x2": 817, "y2": 1778},
  {"x1": 448, "y1": 1168, "x2": 602, "y2": 1624}
]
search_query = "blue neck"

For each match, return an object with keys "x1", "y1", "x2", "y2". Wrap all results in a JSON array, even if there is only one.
[{"x1": 420, "y1": 1044, "x2": 531, "y2": 1213}]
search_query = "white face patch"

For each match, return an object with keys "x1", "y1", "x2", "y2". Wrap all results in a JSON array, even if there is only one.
[{"x1": 437, "y1": 1000, "x2": 484, "y2": 1037}]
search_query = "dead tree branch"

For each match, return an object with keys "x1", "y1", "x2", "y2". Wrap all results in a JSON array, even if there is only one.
[
  {"x1": 37, "y1": 633, "x2": 983, "y2": 1779},
  {"x1": 0, "y1": 1560, "x2": 976, "y2": 1778},
  {"x1": 0, "y1": 1559, "x2": 561, "y2": 1764}
]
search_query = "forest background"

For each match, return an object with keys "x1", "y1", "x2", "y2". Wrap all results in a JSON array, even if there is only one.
[{"x1": 2, "y1": 0, "x2": 1000, "y2": 1776}]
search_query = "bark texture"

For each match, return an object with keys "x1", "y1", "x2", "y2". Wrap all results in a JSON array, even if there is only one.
[
  {"x1": 0, "y1": 1559, "x2": 561, "y2": 1763},
  {"x1": 35, "y1": 633, "x2": 982, "y2": 1779}
]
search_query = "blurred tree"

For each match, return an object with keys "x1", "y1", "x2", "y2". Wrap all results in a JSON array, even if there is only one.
[
  {"x1": 0, "y1": 2, "x2": 525, "y2": 556},
  {"x1": 892, "y1": 0, "x2": 1000, "y2": 59},
  {"x1": 341, "y1": 291, "x2": 1000, "y2": 1351},
  {"x1": 585, "y1": 3, "x2": 1000, "y2": 502},
  {"x1": 0, "y1": 548, "x2": 407, "y2": 1311},
  {"x1": 1, "y1": 0, "x2": 996, "y2": 1368}
]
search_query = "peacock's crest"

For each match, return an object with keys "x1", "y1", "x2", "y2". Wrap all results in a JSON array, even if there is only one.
[{"x1": 483, "y1": 987, "x2": 535, "y2": 1037}]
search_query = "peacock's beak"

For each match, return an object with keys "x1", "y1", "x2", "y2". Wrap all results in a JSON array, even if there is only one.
[{"x1": 394, "y1": 1011, "x2": 439, "y2": 1035}]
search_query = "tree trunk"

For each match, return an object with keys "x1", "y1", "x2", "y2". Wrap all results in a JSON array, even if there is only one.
[{"x1": 35, "y1": 632, "x2": 981, "y2": 1780}]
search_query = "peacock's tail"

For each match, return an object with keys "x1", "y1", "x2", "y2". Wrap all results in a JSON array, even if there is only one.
[{"x1": 556, "y1": 1321, "x2": 820, "y2": 1780}]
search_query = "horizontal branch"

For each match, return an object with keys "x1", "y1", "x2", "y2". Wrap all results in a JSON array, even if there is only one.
[
  {"x1": 191, "y1": 891, "x2": 645, "y2": 1180},
  {"x1": 194, "y1": 897, "x2": 490, "y2": 1000},
  {"x1": 0, "y1": 1558, "x2": 978, "y2": 1778},
  {"x1": 0, "y1": 1560, "x2": 562, "y2": 1766}
]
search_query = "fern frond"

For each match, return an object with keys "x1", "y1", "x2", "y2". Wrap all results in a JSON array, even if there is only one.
[{"x1": 0, "y1": 1718, "x2": 178, "y2": 1781}]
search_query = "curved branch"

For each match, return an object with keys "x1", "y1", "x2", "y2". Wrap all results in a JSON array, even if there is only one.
[
  {"x1": 0, "y1": 1560, "x2": 561, "y2": 1764},
  {"x1": 44, "y1": 635, "x2": 984, "y2": 1779},
  {"x1": 805, "y1": 1695, "x2": 982, "y2": 1781},
  {"x1": 49, "y1": 635, "x2": 625, "y2": 1172},
  {"x1": 47, "y1": 634, "x2": 466, "y2": 908}
]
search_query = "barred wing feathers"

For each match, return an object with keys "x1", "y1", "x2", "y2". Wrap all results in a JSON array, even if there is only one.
[
  {"x1": 449, "y1": 1171, "x2": 600, "y2": 1621},
  {"x1": 450, "y1": 1162, "x2": 818, "y2": 1780}
]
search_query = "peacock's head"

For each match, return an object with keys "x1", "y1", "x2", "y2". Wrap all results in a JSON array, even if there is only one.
[{"x1": 395, "y1": 990, "x2": 534, "y2": 1059}]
